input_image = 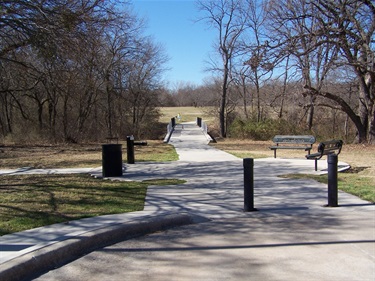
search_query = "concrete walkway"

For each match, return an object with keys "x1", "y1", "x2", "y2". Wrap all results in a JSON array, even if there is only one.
[{"x1": 0, "y1": 122, "x2": 374, "y2": 281}]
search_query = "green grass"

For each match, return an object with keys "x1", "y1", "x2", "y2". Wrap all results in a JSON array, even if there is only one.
[
  {"x1": 0, "y1": 174, "x2": 185, "y2": 236},
  {"x1": 280, "y1": 173, "x2": 375, "y2": 203},
  {"x1": 0, "y1": 141, "x2": 182, "y2": 236}
]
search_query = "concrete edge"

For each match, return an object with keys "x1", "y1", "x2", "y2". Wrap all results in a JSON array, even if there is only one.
[
  {"x1": 316, "y1": 163, "x2": 351, "y2": 175},
  {"x1": 202, "y1": 129, "x2": 214, "y2": 143},
  {"x1": 163, "y1": 127, "x2": 175, "y2": 143},
  {"x1": 0, "y1": 213, "x2": 204, "y2": 281}
]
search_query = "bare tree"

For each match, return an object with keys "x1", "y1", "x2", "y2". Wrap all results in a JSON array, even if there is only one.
[
  {"x1": 314, "y1": 0, "x2": 375, "y2": 143},
  {"x1": 232, "y1": 66, "x2": 252, "y2": 118},
  {"x1": 0, "y1": 0, "x2": 114, "y2": 141},
  {"x1": 266, "y1": 0, "x2": 338, "y2": 130},
  {"x1": 0, "y1": 0, "x2": 169, "y2": 142},
  {"x1": 241, "y1": 0, "x2": 274, "y2": 122},
  {"x1": 266, "y1": 0, "x2": 375, "y2": 143},
  {"x1": 123, "y1": 38, "x2": 168, "y2": 138},
  {"x1": 197, "y1": 0, "x2": 249, "y2": 137}
]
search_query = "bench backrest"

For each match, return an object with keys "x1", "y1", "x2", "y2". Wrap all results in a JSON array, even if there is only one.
[
  {"x1": 272, "y1": 135, "x2": 316, "y2": 144},
  {"x1": 317, "y1": 140, "x2": 343, "y2": 155}
]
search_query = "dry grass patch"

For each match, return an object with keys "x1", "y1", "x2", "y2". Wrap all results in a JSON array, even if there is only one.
[
  {"x1": 0, "y1": 144, "x2": 102, "y2": 169},
  {"x1": 212, "y1": 139, "x2": 375, "y2": 177},
  {"x1": 211, "y1": 139, "x2": 272, "y2": 159},
  {"x1": 159, "y1": 106, "x2": 214, "y2": 124},
  {"x1": 0, "y1": 141, "x2": 177, "y2": 169},
  {"x1": 339, "y1": 144, "x2": 375, "y2": 178}
]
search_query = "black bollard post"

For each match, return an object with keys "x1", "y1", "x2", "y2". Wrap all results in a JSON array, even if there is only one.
[
  {"x1": 243, "y1": 158, "x2": 258, "y2": 212},
  {"x1": 171, "y1": 117, "x2": 176, "y2": 128},
  {"x1": 126, "y1": 135, "x2": 135, "y2": 164},
  {"x1": 327, "y1": 154, "x2": 338, "y2": 207},
  {"x1": 197, "y1": 117, "x2": 202, "y2": 127}
]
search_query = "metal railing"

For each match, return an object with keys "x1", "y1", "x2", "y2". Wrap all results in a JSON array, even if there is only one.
[
  {"x1": 163, "y1": 117, "x2": 175, "y2": 143},
  {"x1": 196, "y1": 117, "x2": 213, "y2": 142}
]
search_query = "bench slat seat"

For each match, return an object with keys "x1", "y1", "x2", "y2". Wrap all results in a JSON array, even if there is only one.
[
  {"x1": 269, "y1": 146, "x2": 312, "y2": 150},
  {"x1": 270, "y1": 135, "x2": 316, "y2": 158}
]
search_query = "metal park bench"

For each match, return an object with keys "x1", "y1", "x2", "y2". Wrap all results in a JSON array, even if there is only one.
[
  {"x1": 270, "y1": 135, "x2": 316, "y2": 158},
  {"x1": 306, "y1": 139, "x2": 343, "y2": 171}
]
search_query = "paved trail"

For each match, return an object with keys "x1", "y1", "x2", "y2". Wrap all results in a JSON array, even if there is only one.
[{"x1": 0, "y1": 122, "x2": 373, "y2": 281}]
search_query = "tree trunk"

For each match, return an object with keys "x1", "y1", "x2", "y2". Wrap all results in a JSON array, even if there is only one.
[
  {"x1": 63, "y1": 95, "x2": 69, "y2": 140},
  {"x1": 306, "y1": 94, "x2": 315, "y2": 130},
  {"x1": 305, "y1": 85, "x2": 368, "y2": 143},
  {"x1": 365, "y1": 73, "x2": 375, "y2": 144},
  {"x1": 4, "y1": 94, "x2": 13, "y2": 134},
  {"x1": 279, "y1": 56, "x2": 290, "y2": 119},
  {"x1": 355, "y1": 76, "x2": 374, "y2": 143},
  {"x1": 241, "y1": 75, "x2": 249, "y2": 119},
  {"x1": 106, "y1": 74, "x2": 113, "y2": 138},
  {"x1": 220, "y1": 76, "x2": 227, "y2": 138},
  {"x1": 369, "y1": 106, "x2": 375, "y2": 144}
]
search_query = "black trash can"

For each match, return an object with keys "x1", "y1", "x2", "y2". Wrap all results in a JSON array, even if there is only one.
[{"x1": 102, "y1": 144, "x2": 123, "y2": 177}]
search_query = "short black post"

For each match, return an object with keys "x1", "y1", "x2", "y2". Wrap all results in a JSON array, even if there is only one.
[
  {"x1": 126, "y1": 135, "x2": 135, "y2": 164},
  {"x1": 171, "y1": 117, "x2": 176, "y2": 127},
  {"x1": 243, "y1": 158, "x2": 257, "y2": 212},
  {"x1": 327, "y1": 154, "x2": 338, "y2": 207},
  {"x1": 197, "y1": 117, "x2": 202, "y2": 127}
]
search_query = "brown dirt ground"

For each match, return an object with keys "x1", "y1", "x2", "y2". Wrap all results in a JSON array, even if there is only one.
[
  {"x1": 0, "y1": 141, "x2": 173, "y2": 169},
  {"x1": 0, "y1": 144, "x2": 103, "y2": 169}
]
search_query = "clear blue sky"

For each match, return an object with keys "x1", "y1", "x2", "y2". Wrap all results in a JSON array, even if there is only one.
[{"x1": 131, "y1": 0, "x2": 216, "y2": 88}]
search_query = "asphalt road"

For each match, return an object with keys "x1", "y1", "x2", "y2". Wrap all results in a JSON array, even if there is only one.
[{"x1": 34, "y1": 208, "x2": 374, "y2": 281}]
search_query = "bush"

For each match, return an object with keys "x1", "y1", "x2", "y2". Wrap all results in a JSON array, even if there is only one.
[{"x1": 228, "y1": 117, "x2": 307, "y2": 140}]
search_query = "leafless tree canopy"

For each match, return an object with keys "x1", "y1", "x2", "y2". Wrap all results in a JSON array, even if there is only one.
[
  {"x1": 0, "y1": 0, "x2": 168, "y2": 143},
  {"x1": 1, "y1": 0, "x2": 374, "y2": 143},
  {"x1": 195, "y1": 0, "x2": 374, "y2": 143}
]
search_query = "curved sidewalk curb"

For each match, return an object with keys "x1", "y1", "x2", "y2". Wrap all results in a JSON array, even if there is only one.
[{"x1": 0, "y1": 213, "x2": 202, "y2": 281}]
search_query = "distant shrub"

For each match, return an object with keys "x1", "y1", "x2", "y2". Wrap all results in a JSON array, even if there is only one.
[{"x1": 228, "y1": 117, "x2": 308, "y2": 140}]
